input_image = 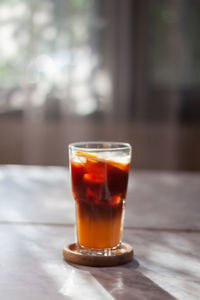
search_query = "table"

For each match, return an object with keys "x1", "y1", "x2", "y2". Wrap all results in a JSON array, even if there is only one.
[{"x1": 0, "y1": 165, "x2": 200, "y2": 300}]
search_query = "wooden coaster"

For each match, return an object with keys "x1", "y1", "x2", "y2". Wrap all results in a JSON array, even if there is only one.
[{"x1": 63, "y1": 243, "x2": 134, "y2": 267}]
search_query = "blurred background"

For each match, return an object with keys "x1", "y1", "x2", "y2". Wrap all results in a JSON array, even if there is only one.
[{"x1": 0, "y1": 0, "x2": 199, "y2": 170}]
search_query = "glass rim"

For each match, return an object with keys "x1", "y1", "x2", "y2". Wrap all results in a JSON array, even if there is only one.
[{"x1": 68, "y1": 141, "x2": 131, "y2": 152}]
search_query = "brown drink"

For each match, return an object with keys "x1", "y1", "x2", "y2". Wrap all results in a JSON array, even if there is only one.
[{"x1": 69, "y1": 142, "x2": 131, "y2": 253}]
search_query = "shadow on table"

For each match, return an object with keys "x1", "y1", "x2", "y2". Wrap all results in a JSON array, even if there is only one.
[{"x1": 74, "y1": 259, "x2": 176, "y2": 300}]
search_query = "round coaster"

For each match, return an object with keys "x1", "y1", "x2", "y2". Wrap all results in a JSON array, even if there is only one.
[{"x1": 63, "y1": 243, "x2": 134, "y2": 267}]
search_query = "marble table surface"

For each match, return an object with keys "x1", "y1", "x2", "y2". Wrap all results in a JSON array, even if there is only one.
[{"x1": 0, "y1": 165, "x2": 200, "y2": 300}]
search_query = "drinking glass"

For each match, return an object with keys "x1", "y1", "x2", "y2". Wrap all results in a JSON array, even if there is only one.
[{"x1": 69, "y1": 142, "x2": 131, "y2": 256}]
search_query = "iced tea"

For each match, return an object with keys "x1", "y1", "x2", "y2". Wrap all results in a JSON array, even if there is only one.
[{"x1": 69, "y1": 143, "x2": 131, "y2": 251}]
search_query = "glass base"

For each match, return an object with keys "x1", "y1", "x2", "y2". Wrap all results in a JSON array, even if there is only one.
[
  {"x1": 76, "y1": 242, "x2": 122, "y2": 256},
  {"x1": 63, "y1": 242, "x2": 134, "y2": 266}
]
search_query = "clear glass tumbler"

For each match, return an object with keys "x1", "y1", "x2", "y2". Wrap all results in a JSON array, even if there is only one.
[{"x1": 69, "y1": 142, "x2": 131, "y2": 256}]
